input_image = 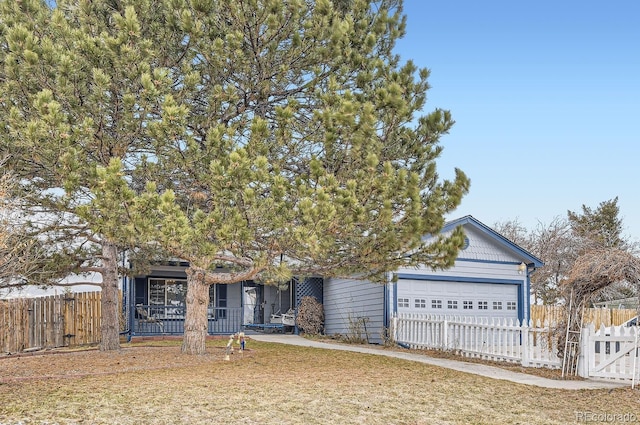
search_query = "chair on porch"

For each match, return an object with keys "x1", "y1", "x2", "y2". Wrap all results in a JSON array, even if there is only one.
[
  {"x1": 272, "y1": 308, "x2": 295, "y2": 326},
  {"x1": 136, "y1": 304, "x2": 164, "y2": 332}
]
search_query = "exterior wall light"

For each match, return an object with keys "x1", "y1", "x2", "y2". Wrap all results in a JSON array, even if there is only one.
[{"x1": 517, "y1": 262, "x2": 527, "y2": 274}]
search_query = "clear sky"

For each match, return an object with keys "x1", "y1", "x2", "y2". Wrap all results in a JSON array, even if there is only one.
[{"x1": 394, "y1": 1, "x2": 640, "y2": 241}]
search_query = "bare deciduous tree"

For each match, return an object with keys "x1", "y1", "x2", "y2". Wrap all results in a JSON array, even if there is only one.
[
  {"x1": 494, "y1": 217, "x2": 575, "y2": 305},
  {"x1": 558, "y1": 248, "x2": 640, "y2": 367},
  {"x1": 0, "y1": 168, "x2": 93, "y2": 293}
]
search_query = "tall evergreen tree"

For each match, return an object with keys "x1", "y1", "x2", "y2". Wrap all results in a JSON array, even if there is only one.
[
  {"x1": 127, "y1": 0, "x2": 470, "y2": 354},
  {"x1": 1, "y1": 0, "x2": 470, "y2": 355},
  {"x1": 568, "y1": 197, "x2": 625, "y2": 250},
  {"x1": 0, "y1": 0, "x2": 182, "y2": 350}
]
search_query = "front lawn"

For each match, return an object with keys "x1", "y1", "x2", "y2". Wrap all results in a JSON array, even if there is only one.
[{"x1": 0, "y1": 339, "x2": 638, "y2": 424}]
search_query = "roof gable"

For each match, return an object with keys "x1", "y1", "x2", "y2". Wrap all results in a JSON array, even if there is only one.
[{"x1": 438, "y1": 215, "x2": 544, "y2": 268}]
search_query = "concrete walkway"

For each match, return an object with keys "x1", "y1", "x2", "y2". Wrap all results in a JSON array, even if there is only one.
[{"x1": 248, "y1": 334, "x2": 628, "y2": 390}]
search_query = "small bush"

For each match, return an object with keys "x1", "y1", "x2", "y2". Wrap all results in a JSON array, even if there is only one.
[
  {"x1": 345, "y1": 314, "x2": 369, "y2": 343},
  {"x1": 296, "y1": 296, "x2": 324, "y2": 335}
]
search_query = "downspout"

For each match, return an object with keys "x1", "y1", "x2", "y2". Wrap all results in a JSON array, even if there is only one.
[
  {"x1": 383, "y1": 274, "x2": 387, "y2": 330},
  {"x1": 386, "y1": 272, "x2": 398, "y2": 345},
  {"x1": 525, "y1": 264, "x2": 539, "y2": 324},
  {"x1": 118, "y1": 252, "x2": 132, "y2": 341}
]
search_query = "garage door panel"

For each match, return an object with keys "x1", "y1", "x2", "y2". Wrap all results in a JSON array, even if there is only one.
[{"x1": 398, "y1": 279, "x2": 518, "y2": 319}]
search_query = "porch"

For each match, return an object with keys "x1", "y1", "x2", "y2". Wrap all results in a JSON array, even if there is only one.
[
  {"x1": 131, "y1": 305, "x2": 297, "y2": 335},
  {"x1": 132, "y1": 305, "x2": 243, "y2": 335},
  {"x1": 128, "y1": 268, "x2": 323, "y2": 337}
]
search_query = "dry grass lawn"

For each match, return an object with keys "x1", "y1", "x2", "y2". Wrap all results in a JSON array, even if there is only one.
[{"x1": 0, "y1": 338, "x2": 638, "y2": 425}]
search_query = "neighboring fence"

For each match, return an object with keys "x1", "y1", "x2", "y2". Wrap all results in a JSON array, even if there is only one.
[
  {"x1": 0, "y1": 292, "x2": 102, "y2": 353},
  {"x1": 393, "y1": 313, "x2": 561, "y2": 369},
  {"x1": 530, "y1": 305, "x2": 637, "y2": 328}
]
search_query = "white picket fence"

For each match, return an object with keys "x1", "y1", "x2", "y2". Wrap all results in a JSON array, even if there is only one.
[
  {"x1": 393, "y1": 313, "x2": 561, "y2": 369},
  {"x1": 393, "y1": 313, "x2": 640, "y2": 382},
  {"x1": 578, "y1": 324, "x2": 640, "y2": 383}
]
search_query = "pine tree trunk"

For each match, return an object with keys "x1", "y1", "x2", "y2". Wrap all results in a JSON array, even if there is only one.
[
  {"x1": 99, "y1": 242, "x2": 121, "y2": 351},
  {"x1": 182, "y1": 268, "x2": 210, "y2": 354}
]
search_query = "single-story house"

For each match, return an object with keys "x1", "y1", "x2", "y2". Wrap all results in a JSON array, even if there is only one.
[
  {"x1": 127, "y1": 216, "x2": 543, "y2": 343},
  {"x1": 322, "y1": 215, "x2": 543, "y2": 343},
  {"x1": 127, "y1": 260, "x2": 324, "y2": 336}
]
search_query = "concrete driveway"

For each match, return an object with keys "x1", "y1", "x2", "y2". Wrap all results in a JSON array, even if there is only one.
[{"x1": 248, "y1": 334, "x2": 629, "y2": 390}]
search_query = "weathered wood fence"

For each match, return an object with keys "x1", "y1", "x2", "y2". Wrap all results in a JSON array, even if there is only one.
[
  {"x1": 530, "y1": 305, "x2": 637, "y2": 328},
  {"x1": 0, "y1": 292, "x2": 102, "y2": 353}
]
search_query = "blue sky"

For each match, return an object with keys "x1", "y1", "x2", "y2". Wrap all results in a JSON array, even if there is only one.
[{"x1": 394, "y1": 1, "x2": 640, "y2": 241}]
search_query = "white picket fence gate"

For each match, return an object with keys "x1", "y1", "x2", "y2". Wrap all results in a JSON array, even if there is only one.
[
  {"x1": 578, "y1": 324, "x2": 640, "y2": 383},
  {"x1": 393, "y1": 313, "x2": 561, "y2": 369},
  {"x1": 393, "y1": 313, "x2": 640, "y2": 382}
]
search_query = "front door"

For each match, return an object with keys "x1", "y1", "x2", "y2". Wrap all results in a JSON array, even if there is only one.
[{"x1": 243, "y1": 283, "x2": 264, "y2": 324}]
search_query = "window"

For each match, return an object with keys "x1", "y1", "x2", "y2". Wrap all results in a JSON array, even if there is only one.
[
  {"x1": 209, "y1": 284, "x2": 228, "y2": 319},
  {"x1": 478, "y1": 301, "x2": 488, "y2": 310},
  {"x1": 463, "y1": 300, "x2": 473, "y2": 310},
  {"x1": 415, "y1": 299, "x2": 426, "y2": 308},
  {"x1": 507, "y1": 301, "x2": 517, "y2": 311},
  {"x1": 493, "y1": 301, "x2": 503, "y2": 310},
  {"x1": 398, "y1": 298, "x2": 410, "y2": 308},
  {"x1": 431, "y1": 299, "x2": 442, "y2": 309},
  {"x1": 148, "y1": 279, "x2": 188, "y2": 317},
  {"x1": 447, "y1": 300, "x2": 458, "y2": 309}
]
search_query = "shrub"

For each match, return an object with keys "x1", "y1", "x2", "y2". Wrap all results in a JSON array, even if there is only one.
[{"x1": 296, "y1": 296, "x2": 324, "y2": 335}]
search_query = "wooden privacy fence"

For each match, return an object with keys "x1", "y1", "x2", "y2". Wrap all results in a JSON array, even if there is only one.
[
  {"x1": 530, "y1": 305, "x2": 637, "y2": 328},
  {"x1": 0, "y1": 292, "x2": 102, "y2": 353}
]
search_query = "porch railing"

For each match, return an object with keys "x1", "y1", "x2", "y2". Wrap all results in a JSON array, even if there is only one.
[{"x1": 132, "y1": 305, "x2": 243, "y2": 335}]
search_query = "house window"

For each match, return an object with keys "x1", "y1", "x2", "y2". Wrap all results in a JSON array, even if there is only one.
[
  {"x1": 431, "y1": 299, "x2": 442, "y2": 309},
  {"x1": 493, "y1": 301, "x2": 503, "y2": 310},
  {"x1": 463, "y1": 301, "x2": 473, "y2": 310},
  {"x1": 507, "y1": 301, "x2": 517, "y2": 311},
  {"x1": 398, "y1": 298, "x2": 410, "y2": 308},
  {"x1": 148, "y1": 278, "x2": 188, "y2": 317},
  {"x1": 415, "y1": 299, "x2": 426, "y2": 308},
  {"x1": 209, "y1": 284, "x2": 228, "y2": 319},
  {"x1": 478, "y1": 301, "x2": 488, "y2": 310},
  {"x1": 447, "y1": 300, "x2": 458, "y2": 309}
]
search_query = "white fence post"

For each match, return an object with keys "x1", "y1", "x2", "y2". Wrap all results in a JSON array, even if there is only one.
[
  {"x1": 391, "y1": 313, "x2": 397, "y2": 344},
  {"x1": 521, "y1": 320, "x2": 530, "y2": 367},
  {"x1": 442, "y1": 317, "x2": 448, "y2": 350},
  {"x1": 577, "y1": 326, "x2": 590, "y2": 378}
]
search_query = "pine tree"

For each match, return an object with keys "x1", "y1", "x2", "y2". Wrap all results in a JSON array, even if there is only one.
[
  {"x1": 568, "y1": 197, "x2": 625, "y2": 250},
  {"x1": 1, "y1": 0, "x2": 470, "y2": 355},
  {"x1": 0, "y1": 0, "x2": 182, "y2": 350},
  {"x1": 130, "y1": 0, "x2": 470, "y2": 354}
]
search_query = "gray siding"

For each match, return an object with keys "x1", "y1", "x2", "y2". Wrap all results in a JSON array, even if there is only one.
[
  {"x1": 397, "y1": 259, "x2": 527, "y2": 282},
  {"x1": 457, "y1": 226, "x2": 521, "y2": 262},
  {"x1": 226, "y1": 283, "x2": 242, "y2": 309},
  {"x1": 428, "y1": 224, "x2": 522, "y2": 263},
  {"x1": 323, "y1": 277, "x2": 385, "y2": 344}
]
